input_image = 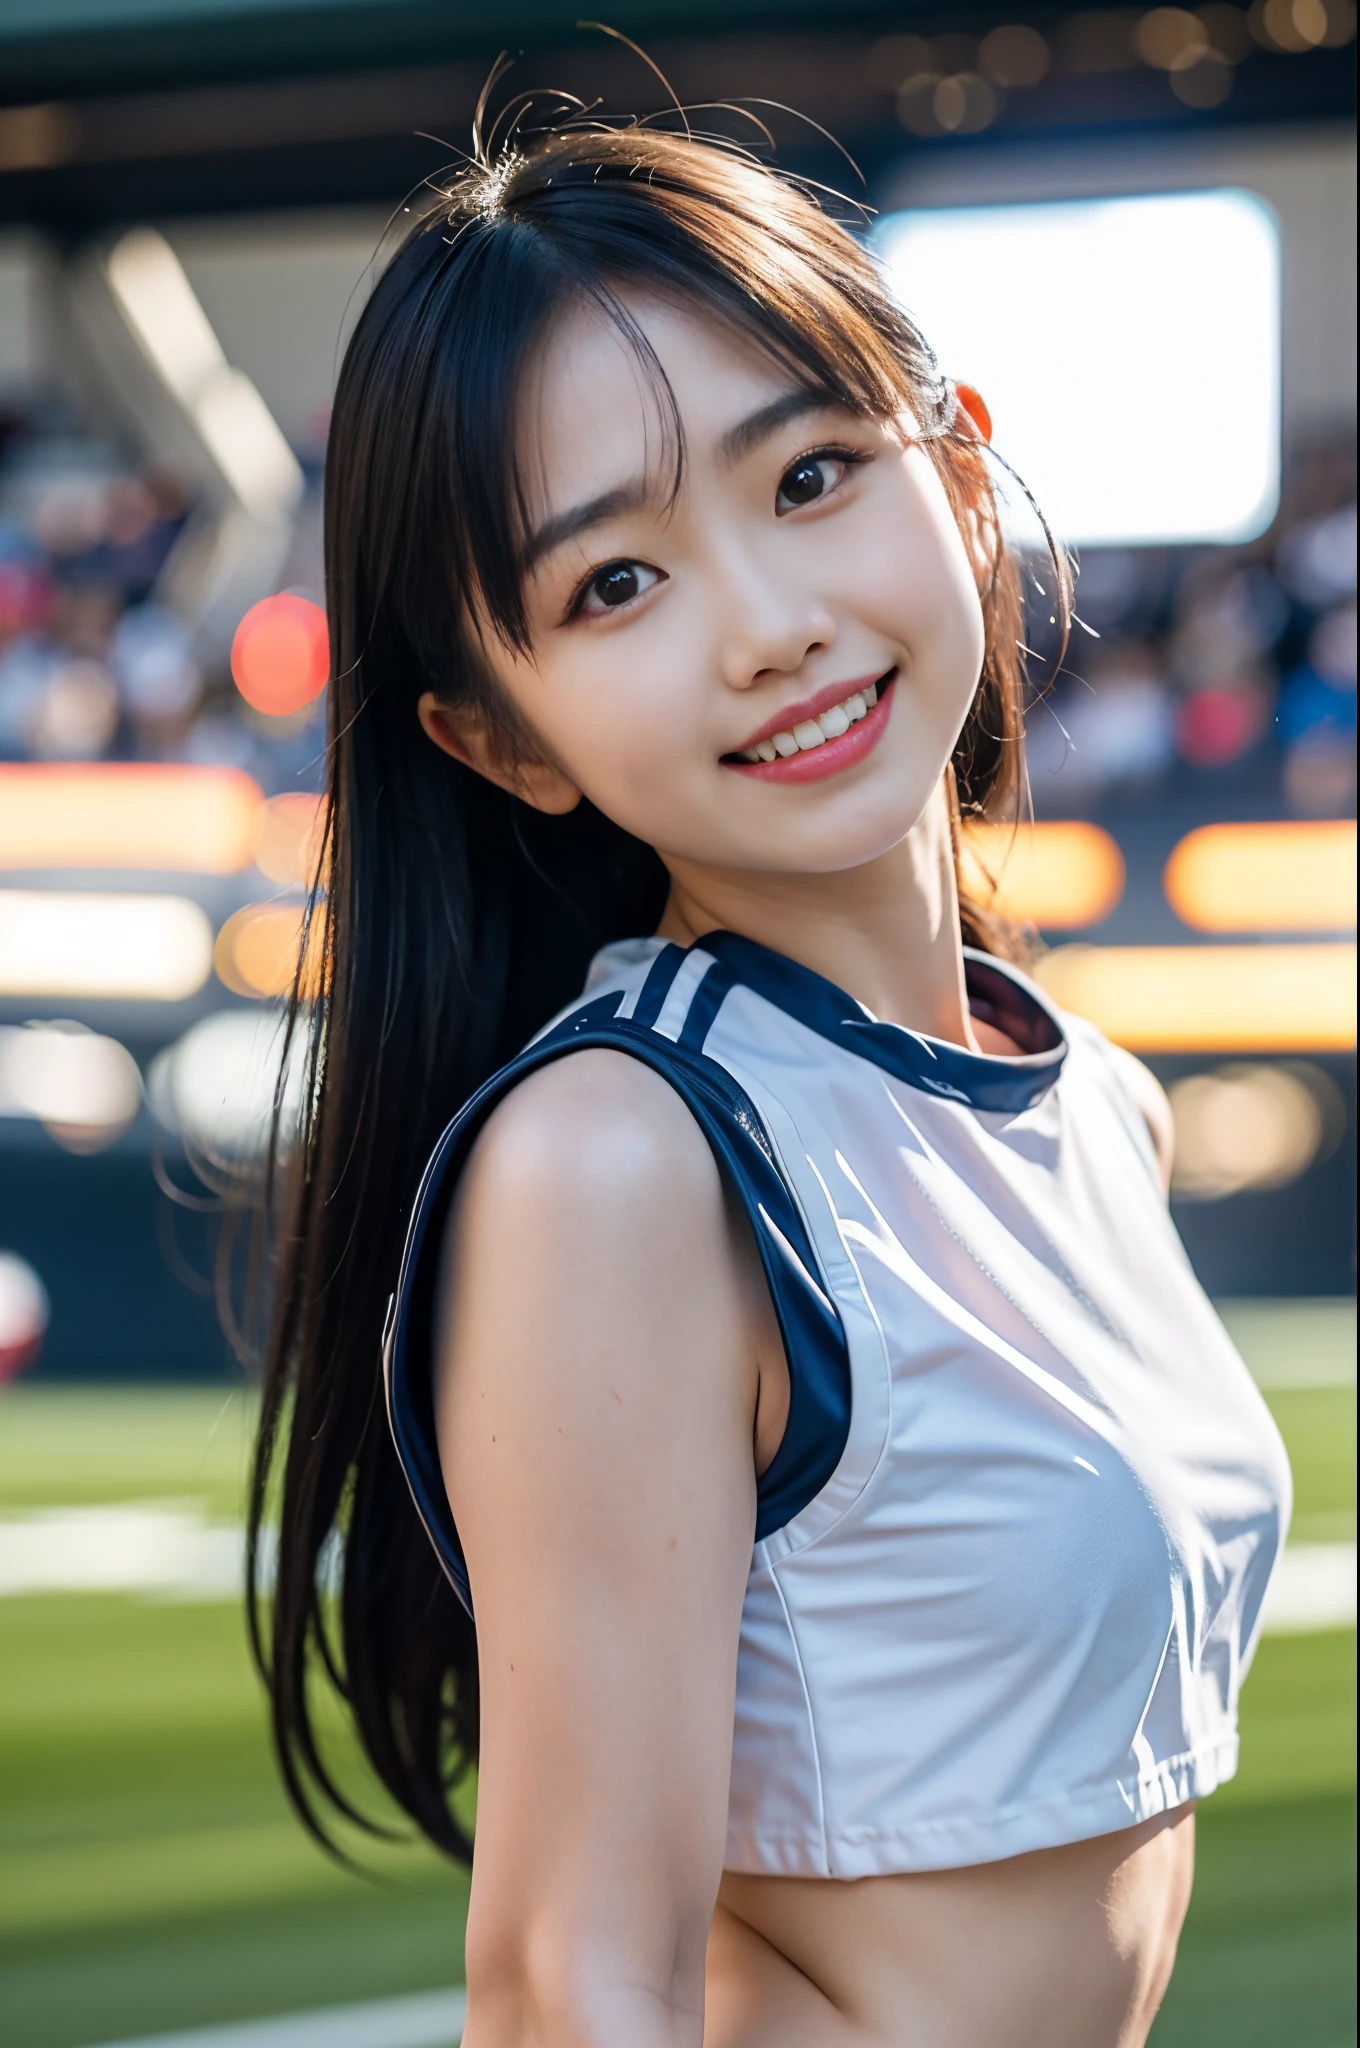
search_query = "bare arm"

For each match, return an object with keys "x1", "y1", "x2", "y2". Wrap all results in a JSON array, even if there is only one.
[{"x1": 434, "y1": 1051, "x2": 762, "y2": 2048}]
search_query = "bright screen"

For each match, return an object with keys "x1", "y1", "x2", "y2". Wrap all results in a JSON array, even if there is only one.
[{"x1": 873, "y1": 189, "x2": 1281, "y2": 548}]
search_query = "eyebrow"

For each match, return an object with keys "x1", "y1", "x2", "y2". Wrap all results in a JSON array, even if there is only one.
[
  {"x1": 720, "y1": 386, "x2": 838, "y2": 464},
  {"x1": 522, "y1": 387, "x2": 839, "y2": 574},
  {"x1": 522, "y1": 482, "x2": 649, "y2": 574}
]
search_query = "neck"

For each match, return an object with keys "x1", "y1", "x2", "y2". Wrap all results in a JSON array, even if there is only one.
[{"x1": 657, "y1": 777, "x2": 982, "y2": 1051}]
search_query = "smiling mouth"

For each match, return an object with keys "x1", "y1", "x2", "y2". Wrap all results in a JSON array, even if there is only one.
[
  {"x1": 726, "y1": 674, "x2": 889, "y2": 764},
  {"x1": 719, "y1": 669, "x2": 898, "y2": 784}
]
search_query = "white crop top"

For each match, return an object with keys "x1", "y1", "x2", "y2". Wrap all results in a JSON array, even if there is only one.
[{"x1": 385, "y1": 931, "x2": 1291, "y2": 1879}]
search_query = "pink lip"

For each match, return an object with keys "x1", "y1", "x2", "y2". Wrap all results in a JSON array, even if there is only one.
[
  {"x1": 727, "y1": 671, "x2": 896, "y2": 755},
  {"x1": 723, "y1": 672, "x2": 896, "y2": 785}
]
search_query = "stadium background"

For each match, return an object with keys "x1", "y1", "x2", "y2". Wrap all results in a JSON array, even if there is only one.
[{"x1": 0, "y1": 3, "x2": 1354, "y2": 2044}]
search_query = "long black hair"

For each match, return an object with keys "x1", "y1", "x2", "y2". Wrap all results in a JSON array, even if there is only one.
[{"x1": 247, "y1": 113, "x2": 1057, "y2": 1862}]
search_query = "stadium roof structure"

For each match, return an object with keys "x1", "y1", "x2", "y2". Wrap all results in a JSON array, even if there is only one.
[
  {"x1": 0, "y1": 0, "x2": 1354, "y2": 228},
  {"x1": 7, "y1": 0, "x2": 911, "y2": 101}
]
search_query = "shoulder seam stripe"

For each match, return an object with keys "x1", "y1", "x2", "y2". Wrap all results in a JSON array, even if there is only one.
[
  {"x1": 651, "y1": 948, "x2": 719, "y2": 1043},
  {"x1": 677, "y1": 958, "x2": 735, "y2": 1051},
  {"x1": 630, "y1": 942, "x2": 687, "y2": 1028}
]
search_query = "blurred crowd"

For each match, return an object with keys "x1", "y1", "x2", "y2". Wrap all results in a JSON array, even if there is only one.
[
  {"x1": 0, "y1": 395, "x2": 1354, "y2": 823},
  {"x1": 0, "y1": 399, "x2": 326, "y2": 799},
  {"x1": 1034, "y1": 440, "x2": 1357, "y2": 819}
]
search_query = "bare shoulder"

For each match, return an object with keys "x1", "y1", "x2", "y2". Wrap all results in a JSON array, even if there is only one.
[
  {"x1": 460, "y1": 1046, "x2": 724, "y2": 1225},
  {"x1": 435, "y1": 1047, "x2": 746, "y2": 1413},
  {"x1": 433, "y1": 1045, "x2": 760, "y2": 1568},
  {"x1": 1103, "y1": 1041, "x2": 1175, "y2": 1193}
]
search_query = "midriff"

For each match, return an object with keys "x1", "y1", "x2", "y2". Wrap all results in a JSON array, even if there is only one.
[{"x1": 705, "y1": 1807, "x2": 1196, "y2": 2047}]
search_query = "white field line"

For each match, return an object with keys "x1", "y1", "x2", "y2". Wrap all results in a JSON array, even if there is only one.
[
  {"x1": 0, "y1": 1502, "x2": 245, "y2": 1600},
  {"x1": 0, "y1": 1500, "x2": 1353, "y2": 1631},
  {"x1": 1249, "y1": 1357, "x2": 1357, "y2": 1391},
  {"x1": 80, "y1": 1988, "x2": 466, "y2": 2048},
  {"x1": 1260, "y1": 1542, "x2": 1357, "y2": 1634}
]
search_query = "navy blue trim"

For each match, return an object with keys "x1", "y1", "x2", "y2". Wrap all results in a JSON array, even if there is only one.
[
  {"x1": 676, "y1": 958, "x2": 736, "y2": 1051},
  {"x1": 630, "y1": 942, "x2": 687, "y2": 1028},
  {"x1": 697, "y1": 931, "x2": 1067, "y2": 1113},
  {"x1": 384, "y1": 1000, "x2": 851, "y2": 1619}
]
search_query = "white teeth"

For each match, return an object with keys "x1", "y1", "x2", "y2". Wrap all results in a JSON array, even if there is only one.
[{"x1": 736, "y1": 678, "x2": 887, "y2": 764}]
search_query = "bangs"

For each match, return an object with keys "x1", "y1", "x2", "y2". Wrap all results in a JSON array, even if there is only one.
[{"x1": 360, "y1": 130, "x2": 952, "y2": 670}]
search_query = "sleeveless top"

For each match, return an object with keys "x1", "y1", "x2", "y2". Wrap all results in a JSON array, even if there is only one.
[{"x1": 384, "y1": 930, "x2": 1291, "y2": 1879}]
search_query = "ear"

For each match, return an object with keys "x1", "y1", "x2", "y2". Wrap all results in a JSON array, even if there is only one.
[{"x1": 417, "y1": 691, "x2": 582, "y2": 815}]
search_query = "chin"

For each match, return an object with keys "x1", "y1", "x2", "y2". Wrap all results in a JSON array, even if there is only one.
[{"x1": 788, "y1": 796, "x2": 937, "y2": 875}]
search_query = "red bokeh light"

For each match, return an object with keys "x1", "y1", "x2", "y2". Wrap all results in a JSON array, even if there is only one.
[
  {"x1": 0, "y1": 1251, "x2": 48, "y2": 1384},
  {"x1": 1176, "y1": 686, "x2": 1267, "y2": 768},
  {"x1": 0, "y1": 559, "x2": 54, "y2": 638},
  {"x1": 230, "y1": 594, "x2": 329, "y2": 717}
]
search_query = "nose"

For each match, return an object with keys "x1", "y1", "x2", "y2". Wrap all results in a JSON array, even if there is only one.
[{"x1": 712, "y1": 550, "x2": 837, "y2": 692}]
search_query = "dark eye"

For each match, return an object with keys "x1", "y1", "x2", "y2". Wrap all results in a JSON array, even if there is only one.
[
  {"x1": 780, "y1": 459, "x2": 825, "y2": 509},
  {"x1": 775, "y1": 453, "x2": 850, "y2": 514},
  {"x1": 579, "y1": 560, "x2": 659, "y2": 615}
]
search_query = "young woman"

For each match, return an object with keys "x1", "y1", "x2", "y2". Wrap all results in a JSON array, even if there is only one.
[{"x1": 251, "y1": 120, "x2": 1291, "y2": 2047}]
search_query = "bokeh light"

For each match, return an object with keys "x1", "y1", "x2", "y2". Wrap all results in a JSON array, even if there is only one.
[
  {"x1": 0, "y1": 891, "x2": 214, "y2": 1001},
  {"x1": 978, "y1": 23, "x2": 1052, "y2": 84},
  {"x1": 1037, "y1": 941, "x2": 1358, "y2": 1050},
  {"x1": 1250, "y1": 0, "x2": 1346, "y2": 45},
  {"x1": 1166, "y1": 821, "x2": 1357, "y2": 931},
  {"x1": 213, "y1": 901, "x2": 324, "y2": 999},
  {"x1": 252, "y1": 792, "x2": 326, "y2": 887},
  {"x1": 962, "y1": 821, "x2": 1126, "y2": 928},
  {"x1": 1136, "y1": 5, "x2": 1211, "y2": 65},
  {"x1": 1169, "y1": 1061, "x2": 1345, "y2": 1197},
  {"x1": 0, "y1": 764, "x2": 263, "y2": 873},
  {"x1": 214, "y1": 903, "x2": 303, "y2": 998},
  {"x1": 0, "y1": 1022, "x2": 143, "y2": 1153},
  {"x1": 230, "y1": 594, "x2": 329, "y2": 717},
  {"x1": 1175, "y1": 683, "x2": 1268, "y2": 763},
  {"x1": 0, "y1": 1251, "x2": 49, "y2": 1383},
  {"x1": 148, "y1": 1006, "x2": 302, "y2": 1170}
]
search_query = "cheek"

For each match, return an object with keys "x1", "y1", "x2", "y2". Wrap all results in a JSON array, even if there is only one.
[
  {"x1": 843, "y1": 480, "x2": 986, "y2": 693},
  {"x1": 505, "y1": 637, "x2": 707, "y2": 812}
]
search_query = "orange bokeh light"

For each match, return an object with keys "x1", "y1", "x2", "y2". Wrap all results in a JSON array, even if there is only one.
[
  {"x1": 230, "y1": 594, "x2": 329, "y2": 716},
  {"x1": 961, "y1": 821, "x2": 1125, "y2": 929},
  {"x1": 214, "y1": 901, "x2": 326, "y2": 999},
  {"x1": 1165, "y1": 821, "x2": 1357, "y2": 933},
  {"x1": 1037, "y1": 943, "x2": 1357, "y2": 1053},
  {"x1": 0, "y1": 763, "x2": 263, "y2": 872},
  {"x1": 253, "y1": 793, "x2": 327, "y2": 887}
]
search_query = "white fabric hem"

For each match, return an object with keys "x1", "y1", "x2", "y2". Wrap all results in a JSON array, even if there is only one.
[{"x1": 724, "y1": 1732, "x2": 1238, "y2": 1879}]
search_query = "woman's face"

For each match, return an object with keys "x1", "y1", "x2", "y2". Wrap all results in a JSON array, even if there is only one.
[{"x1": 466, "y1": 292, "x2": 987, "y2": 881}]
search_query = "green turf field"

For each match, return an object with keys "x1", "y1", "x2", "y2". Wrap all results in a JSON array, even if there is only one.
[{"x1": 0, "y1": 1302, "x2": 1353, "y2": 2048}]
